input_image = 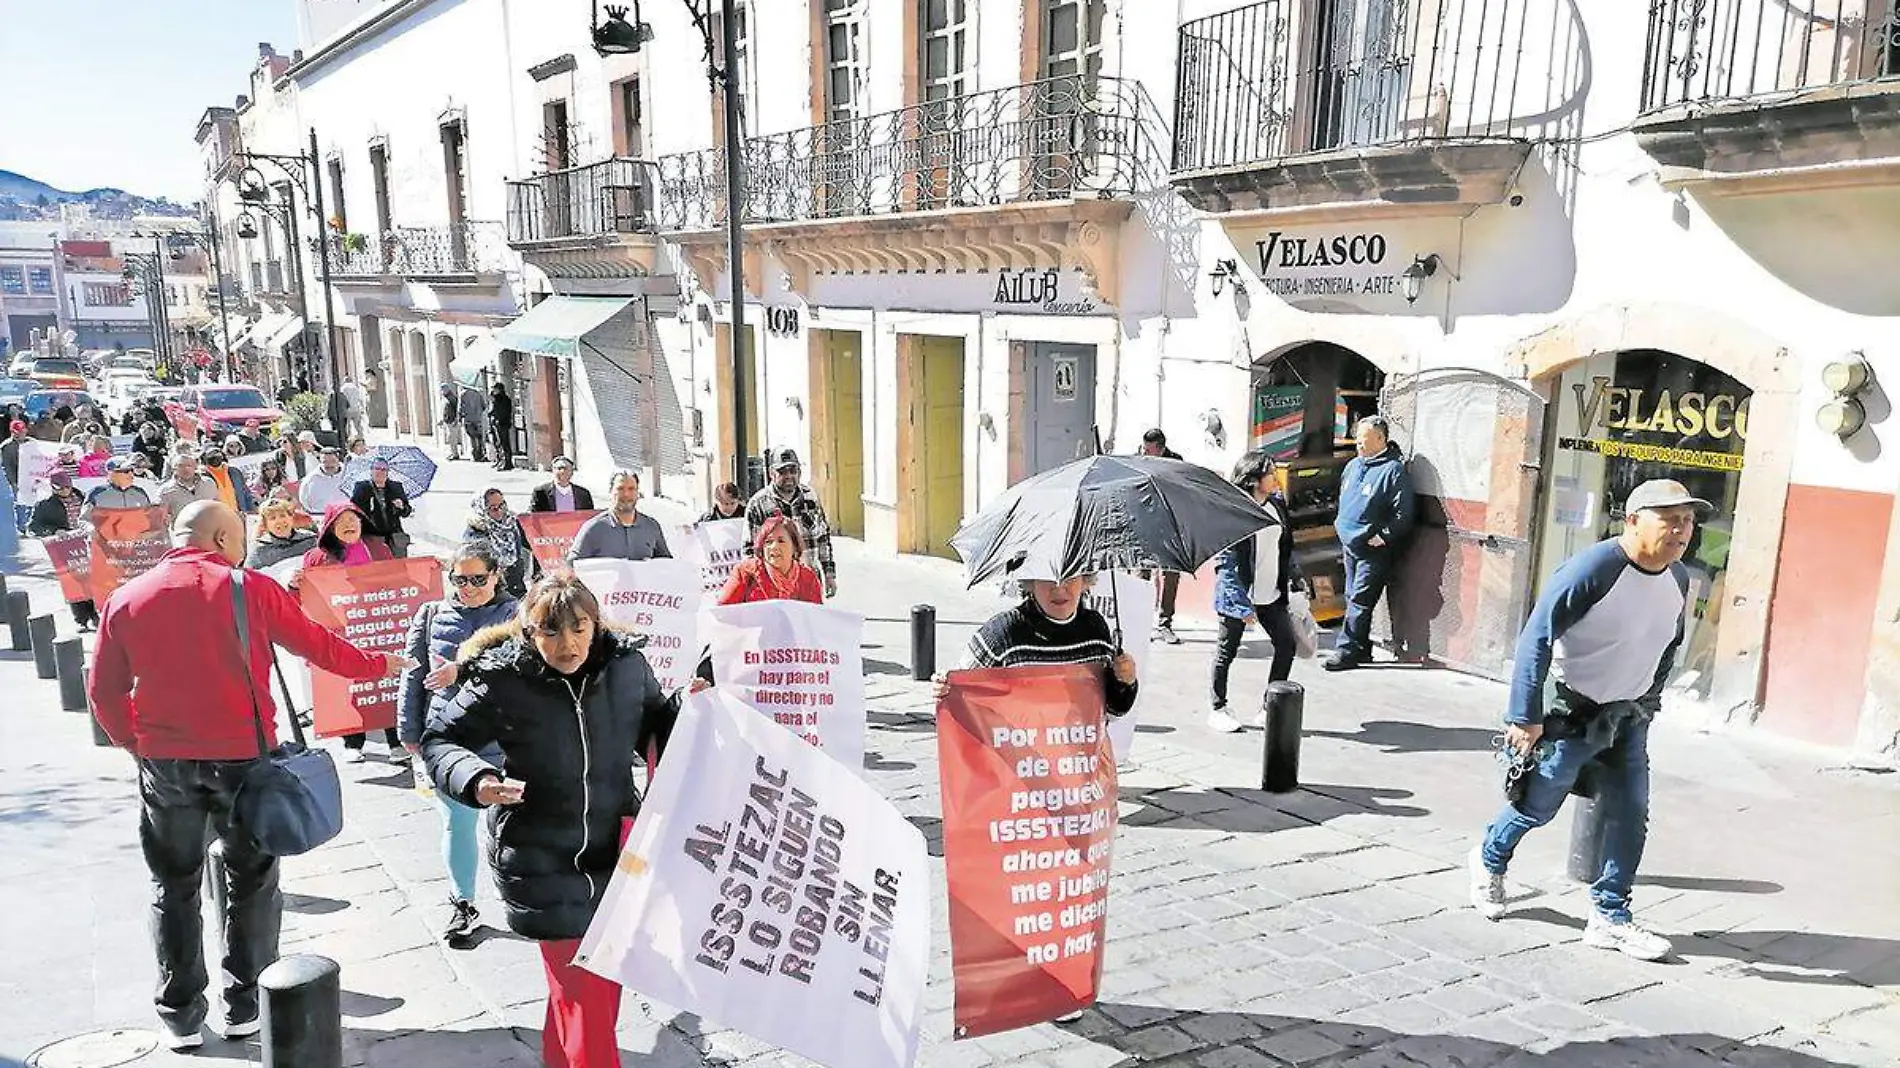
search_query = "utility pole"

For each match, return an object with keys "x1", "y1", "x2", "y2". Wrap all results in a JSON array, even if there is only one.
[
  {"x1": 203, "y1": 211, "x2": 234, "y2": 381},
  {"x1": 308, "y1": 128, "x2": 345, "y2": 430},
  {"x1": 718, "y1": 0, "x2": 752, "y2": 494}
]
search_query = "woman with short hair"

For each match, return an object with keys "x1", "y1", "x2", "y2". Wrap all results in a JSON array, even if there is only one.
[
  {"x1": 244, "y1": 498, "x2": 316, "y2": 571},
  {"x1": 1207, "y1": 448, "x2": 1301, "y2": 733}
]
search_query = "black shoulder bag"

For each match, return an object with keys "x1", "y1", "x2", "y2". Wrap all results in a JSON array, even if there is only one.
[{"x1": 230, "y1": 569, "x2": 346, "y2": 856}]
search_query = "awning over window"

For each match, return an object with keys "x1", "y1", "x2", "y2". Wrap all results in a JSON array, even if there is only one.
[
  {"x1": 449, "y1": 333, "x2": 502, "y2": 387},
  {"x1": 261, "y1": 315, "x2": 308, "y2": 356},
  {"x1": 494, "y1": 296, "x2": 635, "y2": 359},
  {"x1": 242, "y1": 311, "x2": 294, "y2": 351}
]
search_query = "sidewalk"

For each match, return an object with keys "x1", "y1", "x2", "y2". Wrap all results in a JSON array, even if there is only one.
[{"x1": 1, "y1": 451, "x2": 1895, "y2": 1067}]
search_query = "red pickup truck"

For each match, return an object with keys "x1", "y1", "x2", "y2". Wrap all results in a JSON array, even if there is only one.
[{"x1": 164, "y1": 384, "x2": 284, "y2": 442}]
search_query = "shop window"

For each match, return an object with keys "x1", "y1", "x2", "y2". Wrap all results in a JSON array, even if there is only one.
[
  {"x1": 27, "y1": 267, "x2": 52, "y2": 294},
  {"x1": 0, "y1": 267, "x2": 23, "y2": 295}
]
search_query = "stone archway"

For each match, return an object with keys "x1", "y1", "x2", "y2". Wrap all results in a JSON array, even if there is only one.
[{"x1": 1505, "y1": 301, "x2": 1799, "y2": 722}]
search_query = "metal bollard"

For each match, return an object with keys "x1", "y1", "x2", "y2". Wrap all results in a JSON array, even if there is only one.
[
  {"x1": 260, "y1": 954, "x2": 342, "y2": 1068},
  {"x1": 910, "y1": 603, "x2": 937, "y2": 682},
  {"x1": 55, "y1": 638, "x2": 86, "y2": 711},
  {"x1": 0, "y1": 573, "x2": 9, "y2": 601},
  {"x1": 7, "y1": 590, "x2": 30, "y2": 651},
  {"x1": 1566, "y1": 796, "x2": 1607, "y2": 883},
  {"x1": 1260, "y1": 680, "x2": 1305, "y2": 793},
  {"x1": 28, "y1": 614, "x2": 56, "y2": 679}
]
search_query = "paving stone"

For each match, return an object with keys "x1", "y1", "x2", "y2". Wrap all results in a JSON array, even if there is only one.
[
  {"x1": 1119, "y1": 1023, "x2": 1202, "y2": 1060},
  {"x1": 1339, "y1": 993, "x2": 1460, "y2": 1034},
  {"x1": 1096, "y1": 1001, "x2": 1184, "y2": 1030},
  {"x1": 1252, "y1": 1026, "x2": 1346, "y2": 1067},
  {"x1": 1486, "y1": 943, "x2": 1661, "y2": 1005},
  {"x1": 1193, "y1": 1046, "x2": 1281, "y2": 1068},
  {"x1": 1420, "y1": 979, "x2": 1516, "y2": 1020},
  {"x1": 1177, "y1": 1011, "x2": 1267, "y2": 1046},
  {"x1": 1590, "y1": 984, "x2": 1776, "y2": 1044}
]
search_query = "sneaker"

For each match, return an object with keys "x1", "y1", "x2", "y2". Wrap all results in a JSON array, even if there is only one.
[
  {"x1": 388, "y1": 746, "x2": 412, "y2": 764},
  {"x1": 1207, "y1": 707, "x2": 1244, "y2": 734},
  {"x1": 1468, "y1": 847, "x2": 1507, "y2": 920},
  {"x1": 1054, "y1": 1010, "x2": 1085, "y2": 1024},
  {"x1": 346, "y1": 748, "x2": 368, "y2": 764},
  {"x1": 1155, "y1": 623, "x2": 1182, "y2": 645},
  {"x1": 224, "y1": 1016, "x2": 261, "y2": 1040},
  {"x1": 1321, "y1": 652, "x2": 1364, "y2": 672},
  {"x1": 1583, "y1": 915, "x2": 1672, "y2": 961},
  {"x1": 1244, "y1": 708, "x2": 1269, "y2": 729},
  {"x1": 162, "y1": 1028, "x2": 204, "y2": 1051},
  {"x1": 443, "y1": 898, "x2": 479, "y2": 949}
]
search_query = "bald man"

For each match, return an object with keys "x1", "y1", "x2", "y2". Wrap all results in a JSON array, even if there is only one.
[{"x1": 92, "y1": 499, "x2": 407, "y2": 1049}]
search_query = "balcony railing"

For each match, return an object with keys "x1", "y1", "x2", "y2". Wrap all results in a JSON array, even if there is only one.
[
  {"x1": 1641, "y1": 0, "x2": 1900, "y2": 112},
  {"x1": 1172, "y1": 0, "x2": 1551, "y2": 173},
  {"x1": 326, "y1": 222, "x2": 509, "y2": 279},
  {"x1": 506, "y1": 157, "x2": 660, "y2": 244},
  {"x1": 656, "y1": 75, "x2": 1152, "y2": 231}
]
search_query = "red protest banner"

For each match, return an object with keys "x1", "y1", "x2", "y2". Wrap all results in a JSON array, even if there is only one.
[
  {"x1": 937, "y1": 664, "x2": 1118, "y2": 1038},
  {"x1": 88, "y1": 506, "x2": 172, "y2": 603},
  {"x1": 519, "y1": 509, "x2": 599, "y2": 571},
  {"x1": 297, "y1": 557, "x2": 442, "y2": 738},
  {"x1": 43, "y1": 530, "x2": 93, "y2": 602}
]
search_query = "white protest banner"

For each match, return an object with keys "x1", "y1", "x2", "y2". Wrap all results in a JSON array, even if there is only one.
[
  {"x1": 693, "y1": 518, "x2": 749, "y2": 594},
  {"x1": 572, "y1": 557, "x2": 703, "y2": 694},
  {"x1": 705, "y1": 600, "x2": 867, "y2": 770},
  {"x1": 18, "y1": 439, "x2": 73, "y2": 505},
  {"x1": 1083, "y1": 570, "x2": 1153, "y2": 763},
  {"x1": 577, "y1": 690, "x2": 929, "y2": 1068},
  {"x1": 641, "y1": 496, "x2": 701, "y2": 566}
]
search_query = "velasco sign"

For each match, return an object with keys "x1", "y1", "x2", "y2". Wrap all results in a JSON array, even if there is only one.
[{"x1": 1571, "y1": 375, "x2": 1750, "y2": 441}]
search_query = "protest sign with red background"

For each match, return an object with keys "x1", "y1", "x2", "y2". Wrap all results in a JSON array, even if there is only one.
[
  {"x1": 297, "y1": 557, "x2": 442, "y2": 737},
  {"x1": 937, "y1": 664, "x2": 1118, "y2": 1038},
  {"x1": 43, "y1": 530, "x2": 93, "y2": 602},
  {"x1": 519, "y1": 509, "x2": 600, "y2": 571},
  {"x1": 88, "y1": 506, "x2": 173, "y2": 603}
]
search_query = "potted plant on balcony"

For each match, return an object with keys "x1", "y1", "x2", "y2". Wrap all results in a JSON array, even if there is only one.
[{"x1": 341, "y1": 232, "x2": 370, "y2": 253}]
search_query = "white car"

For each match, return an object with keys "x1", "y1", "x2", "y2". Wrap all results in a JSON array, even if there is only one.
[{"x1": 101, "y1": 369, "x2": 156, "y2": 404}]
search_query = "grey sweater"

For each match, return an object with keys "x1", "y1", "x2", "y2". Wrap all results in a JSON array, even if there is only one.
[{"x1": 566, "y1": 510, "x2": 672, "y2": 563}]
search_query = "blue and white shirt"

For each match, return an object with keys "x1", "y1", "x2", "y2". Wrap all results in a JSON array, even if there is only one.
[{"x1": 1507, "y1": 538, "x2": 1689, "y2": 725}]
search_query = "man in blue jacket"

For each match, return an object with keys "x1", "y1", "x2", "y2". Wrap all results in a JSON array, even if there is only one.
[
  {"x1": 1325, "y1": 415, "x2": 1415, "y2": 671},
  {"x1": 1468, "y1": 479, "x2": 1706, "y2": 963}
]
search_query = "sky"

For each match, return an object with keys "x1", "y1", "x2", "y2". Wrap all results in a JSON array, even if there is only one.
[{"x1": 0, "y1": 0, "x2": 301, "y2": 202}]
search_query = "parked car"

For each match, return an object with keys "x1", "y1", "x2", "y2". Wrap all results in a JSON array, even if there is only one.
[
  {"x1": 164, "y1": 384, "x2": 283, "y2": 441},
  {"x1": 0, "y1": 378, "x2": 36, "y2": 409},
  {"x1": 23, "y1": 389, "x2": 101, "y2": 420},
  {"x1": 100, "y1": 370, "x2": 157, "y2": 404},
  {"x1": 19, "y1": 357, "x2": 87, "y2": 391},
  {"x1": 8, "y1": 352, "x2": 38, "y2": 378}
]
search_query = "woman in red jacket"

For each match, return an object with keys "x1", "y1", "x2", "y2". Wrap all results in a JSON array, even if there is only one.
[{"x1": 717, "y1": 514, "x2": 822, "y2": 606}]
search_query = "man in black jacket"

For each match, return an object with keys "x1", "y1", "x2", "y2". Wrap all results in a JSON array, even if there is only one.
[
  {"x1": 488, "y1": 383, "x2": 514, "y2": 470},
  {"x1": 1138, "y1": 428, "x2": 1186, "y2": 644},
  {"x1": 529, "y1": 456, "x2": 595, "y2": 513},
  {"x1": 349, "y1": 457, "x2": 413, "y2": 557}
]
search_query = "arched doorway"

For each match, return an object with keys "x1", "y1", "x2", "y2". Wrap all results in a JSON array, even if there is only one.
[
  {"x1": 1250, "y1": 342, "x2": 1388, "y2": 625},
  {"x1": 1534, "y1": 348, "x2": 1753, "y2": 698},
  {"x1": 408, "y1": 332, "x2": 433, "y2": 438}
]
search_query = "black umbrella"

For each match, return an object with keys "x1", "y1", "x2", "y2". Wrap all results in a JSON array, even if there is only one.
[{"x1": 949, "y1": 454, "x2": 1274, "y2": 588}]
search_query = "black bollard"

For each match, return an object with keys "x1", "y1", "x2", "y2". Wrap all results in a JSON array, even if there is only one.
[
  {"x1": 260, "y1": 954, "x2": 342, "y2": 1068},
  {"x1": 28, "y1": 614, "x2": 56, "y2": 679},
  {"x1": 7, "y1": 590, "x2": 30, "y2": 651},
  {"x1": 910, "y1": 603, "x2": 937, "y2": 682},
  {"x1": 1260, "y1": 680, "x2": 1305, "y2": 793},
  {"x1": 1566, "y1": 796, "x2": 1607, "y2": 883},
  {"x1": 55, "y1": 638, "x2": 86, "y2": 711}
]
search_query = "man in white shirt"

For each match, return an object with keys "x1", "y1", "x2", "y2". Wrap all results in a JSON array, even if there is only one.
[{"x1": 297, "y1": 447, "x2": 351, "y2": 515}]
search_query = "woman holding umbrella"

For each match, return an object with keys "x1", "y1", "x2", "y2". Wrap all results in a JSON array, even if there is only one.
[{"x1": 956, "y1": 572, "x2": 1139, "y2": 716}]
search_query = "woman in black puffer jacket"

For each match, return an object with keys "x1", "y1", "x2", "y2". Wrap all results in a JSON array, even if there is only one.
[{"x1": 421, "y1": 571, "x2": 677, "y2": 1068}]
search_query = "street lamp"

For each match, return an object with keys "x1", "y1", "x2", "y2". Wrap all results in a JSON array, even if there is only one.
[{"x1": 591, "y1": 0, "x2": 651, "y2": 54}]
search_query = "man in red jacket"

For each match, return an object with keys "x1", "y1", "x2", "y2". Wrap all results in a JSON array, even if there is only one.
[{"x1": 90, "y1": 500, "x2": 405, "y2": 1050}]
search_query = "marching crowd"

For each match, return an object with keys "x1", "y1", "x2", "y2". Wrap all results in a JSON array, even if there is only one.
[{"x1": 61, "y1": 413, "x2": 1709, "y2": 1066}]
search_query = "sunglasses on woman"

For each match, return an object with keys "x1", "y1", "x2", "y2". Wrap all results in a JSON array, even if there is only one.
[{"x1": 449, "y1": 573, "x2": 493, "y2": 588}]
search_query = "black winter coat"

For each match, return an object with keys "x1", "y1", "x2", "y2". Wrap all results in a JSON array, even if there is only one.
[{"x1": 421, "y1": 623, "x2": 679, "y2": 941}]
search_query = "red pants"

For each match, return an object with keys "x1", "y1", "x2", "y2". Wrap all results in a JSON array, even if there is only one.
[{"x1": 538, "y1": 939, "x2": 622, "y2": 1068}]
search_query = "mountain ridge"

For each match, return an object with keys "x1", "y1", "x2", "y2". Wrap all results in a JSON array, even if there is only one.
[{"x1": 0, "y1": 168, "x2": 190, "y2": 220}]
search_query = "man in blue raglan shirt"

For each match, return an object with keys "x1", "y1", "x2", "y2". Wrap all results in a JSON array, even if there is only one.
[
  {"x1": 1469, "y1": 478, "x2": 1708, "y2": 962},
  {"x1": 1324, "y1": 415, "x2": 1415, "y2": 671}
]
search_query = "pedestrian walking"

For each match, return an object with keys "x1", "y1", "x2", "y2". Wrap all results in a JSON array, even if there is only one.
[
  {"x1": 279, "y1": 430, "x2": 318, "y2": 481},
  {"x1": 28, "y1": 471, "x2": 98, "y2": 630},
  {"x1": 1207, "y1": 450, "x2": 1301, "y2": 733},
  {"x1": 1137, "y1": 428, "x2": 1186, "y2": 644},
  {"x1": 1324, "y1": 414, "x2": 1416, "y2": 671},
  {"x1": 84, "y1": 456, "x2": 154, "y2": 518},
  {"x1": 529, "y1": 456, "x2": 595, "y2": 513},
  {"x1": 1468, "y1": 479, "x2": 1709, "y2": 963},
  {"x1": 342, "y1": 377, "x2": 370, "y2": 444},
  {"x1": 421, "y1": 572, "x2": 679, "y2": 1068},
  {"x1": 199, "y1": 447, "x2": 257, "y2": 515},
  {"x1": 159, "y1": 455, "x2": 219, "y2": 524},
  {"x1": 459, "y1": 384, "x2": 489, "y2": 463},
  {"x1": 301, "y1": 501, "x2": 402, "y2": 761},
  {"x1": 461, "y1": 487, "x2": 533, "y2": 597},
  {"x1": 243, "y1": 498, "x2": 316, "y2": 570},
  {"x1": 744, "y1": 448, "x2": 836, "y2": 598},
  {"x1": 700, "y1": 481, "x2": 743, "y2": 523},
  {"x1": 350, "y1": 456, "x2": 413, "y2": 558},
  {"x1": 132, "y1": 421, "x2": 169, "y2": 480},
  {"x1": 438, "y1": 383, "x2": 465, "y2": 461},
  {"x1": 397, "y1": 545, "x2": 517, "y2": 949},
  {"x1": 566, "y1": 470, "x2": 671, "y2": 563},
  {"x1": 3, "y1": 418, "x2": 31, "y2": 531},
  {"x1": 298, "y1": 447, "x2": 350, "y2": 516},
  {"x1": 90, "y1": 501, "x2": 404, "y2": 1049},
  {"x1": 487, "y1": 382, "x2": 515, "y2": 470},
  {"x1": 718, "y1": 515, "x2": 823, "y2": 607}
]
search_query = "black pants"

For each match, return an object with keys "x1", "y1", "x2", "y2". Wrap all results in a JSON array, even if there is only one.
[
  {"x1": 138, "y1": 758, "x2": 281, "y2": 1035},
  {"x1": 1337, "y1": 547, "x2": 1394, "y2": 660},
  {"x1": 342, "y1": 727, "x2": 400, "y2": 750},
  {"x1": 464, "y1": 421, "x2": 487, "y2": 462},
  {"x1": 491, "y1": 424, "x2": 514, "y2": 470},
  {"x1": 1210, "y1": 600, "x2": 1297, "y2": 709},
  {"x1": 69, "y1": 598, "x2": 98, "y2": 627}
]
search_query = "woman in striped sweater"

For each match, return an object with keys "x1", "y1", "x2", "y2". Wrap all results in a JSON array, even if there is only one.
[{"x1": 956, "y1": 573, "x2": 1140, "y2": 716}]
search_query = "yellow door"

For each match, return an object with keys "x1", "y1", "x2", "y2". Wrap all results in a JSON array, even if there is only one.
[
  {"x1": 919, "y1": 337, "x2": 965, "y2": 558},
  {"x1": 823, "y1": 333, "x2": 866, "y2": 537}
]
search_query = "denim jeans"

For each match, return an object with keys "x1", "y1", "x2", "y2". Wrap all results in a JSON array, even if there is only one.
[
  {"x1": 1337, "y1": 547, "x2": 1394, "y2": 659},
  {"x1": 1480, "y1": 714, "x2": 1652, "y2": 922},
  {"x1": 137, "y1": 758, "x2": 281, "y2": 1035},
  {"x1": 1210, "y1": 600, "x2": 1297, "y2": 709},
  {"x1": 13, "y1": 502, "x2": 29, "y2": 532}
]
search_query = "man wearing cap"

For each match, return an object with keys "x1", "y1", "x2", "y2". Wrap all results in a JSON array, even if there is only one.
[
  {"x1": 84, "y1": 456, "x2": 155, "y2": 519},
  {"x1": 568, "y1": 470, "x2": 670, "y2": 562},
  {"x1": 3, "y1": 418, "x2": 30, "y2": 532},
  {"x1": 351, "y1": 457, "x2": 414, "y2": 557},
  {"x1": 1468, "y1": 478, "x2": 1708, "y2": 963},
  {"x1": 530, "y1": 456, "x2": 595, "y2": 513},
  {"x1": 746, "y1": 448, "x2": 837, "y2": 599},
  {"x1": 298, "y1": 447, "x2": 350, "y2": 515}
]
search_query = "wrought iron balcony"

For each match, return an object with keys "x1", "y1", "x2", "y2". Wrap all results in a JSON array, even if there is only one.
[
  {"x1": 1172, "y1": 0, "x2": 1551, "y2": 172},
  {"x1": 506, "y1": 157, "x2": 660, "y2": 244},
  {"x1": 655, "y1": 75, "x2": 1153, "y2": 231},
  {"x1": 326, "y1": 222, "x2": 510, "y2": 280},
  {"x1": 1641, "y1": 0, "x2": 1900, "y2": 112}
]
